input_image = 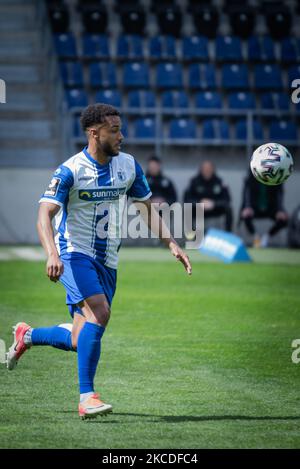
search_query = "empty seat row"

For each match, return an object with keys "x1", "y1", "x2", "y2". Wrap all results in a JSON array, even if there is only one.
[
  {"x1": 66, "y1": 89, "x2": 299, "y2": 113},
  {"x1": 49, "y1": 3, "x2": 294, "y2": 39},
  {"x1": 60, "y1": 61, "x2": 300, "y2": 90},
  {"x1": 54, "y1": 33, "x2": 300, "y2": 63},
  {"x1": 73, "y1": 116, "x2": 298, "y2": 142}
]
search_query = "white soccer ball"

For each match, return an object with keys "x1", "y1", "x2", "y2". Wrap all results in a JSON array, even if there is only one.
[{"x1": 250, "y1": 142, "x2": 294, "y2": 186}]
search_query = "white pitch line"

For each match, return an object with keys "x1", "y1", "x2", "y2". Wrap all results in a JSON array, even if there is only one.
[
  {"x1": 8, "y1": 247, "x2": 45, "y2": 261},
  {"x1": 0, "y1": 251, "x2": 14, "y2": 260}
]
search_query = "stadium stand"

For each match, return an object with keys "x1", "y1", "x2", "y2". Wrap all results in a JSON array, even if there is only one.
[
  {"x1": 45, "y1": 0, "x2": 299, "y2": 155},
  {"x1": 0, "y1": 0, "x2": 299, "y2": 247},
  {"x1": 6, "y1": 0, "x2": 297, "y2": 170}
]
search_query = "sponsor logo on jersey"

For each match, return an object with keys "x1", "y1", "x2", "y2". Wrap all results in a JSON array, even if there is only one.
[
  {"x1": 78, "y1": 176, "x2": 97, "y2": 181},
  {"x1": 78, "y1": 187, "x2": 127, "y2": 201},
  {"x1": 44, "y1": 177, "x2": 61, "y2": 197}
]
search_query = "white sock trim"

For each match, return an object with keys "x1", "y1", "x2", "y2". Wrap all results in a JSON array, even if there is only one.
[
  {"x1": 24, "y1": 328, "x2": 33, "y2": 346},
  {"x1": 58, "y1": 323, "x2": 73, "y2": 332},
  {"x1": 80, "y1": 392, "x2": 94, "y2": 403}
]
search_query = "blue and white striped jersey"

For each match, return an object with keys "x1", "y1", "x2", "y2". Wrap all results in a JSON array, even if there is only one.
[{"x1": 39, "y1": 147, "x2": 152, "y2": 269}]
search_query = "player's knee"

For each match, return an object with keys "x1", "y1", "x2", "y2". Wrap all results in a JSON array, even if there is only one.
[
  {"x1": 90, "y1": 302, "x2": 111, "y2": 327},
  {"x1": 71, "y1": 335, "x2": 78, "y2": 351},
  {"x1": 98, "y1": 303, "x2": 111, "y2": 326}
]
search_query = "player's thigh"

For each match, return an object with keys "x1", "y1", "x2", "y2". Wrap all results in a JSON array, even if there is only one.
[
  {"x1": 72, "y1": 312, "x2": 86, "y2": 350},
  {"x1": 78, "y1": 293, "x2": 111, "y2": 327}
]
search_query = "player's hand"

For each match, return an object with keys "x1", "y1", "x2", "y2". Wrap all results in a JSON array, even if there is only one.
[
  {"x1": 201, "y1": 198, "x2": 215, "y2": 211},
  {"x1": 241, "y1": 207, "x2": 254, "y2": 218},
  {"x1": 276, "y1": 211, "x2": 288, "y2": 221},
  {"x1": 46, "y1": 253, "x2": 64, "y2": 282},
  {"x1": 169, "y1": 241, "x2": 192, "y2": 275}
]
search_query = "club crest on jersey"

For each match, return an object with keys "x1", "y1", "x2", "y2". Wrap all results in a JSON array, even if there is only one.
[
  {"x1": 44, "y1": 177, "x2": 61, "y2": 197},
  {"x1": 79, "y1": 187, "x2": 127, "y2": 201},
  {"x1": 117, "y1": 170, "x2": 126, "y2": 182}
]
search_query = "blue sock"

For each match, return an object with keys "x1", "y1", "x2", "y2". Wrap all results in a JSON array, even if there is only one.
[
  {"x1": 77, "y1": 322, "x2": 105, "y2": 394},
  {"x1": 31, "y1": 325, "x2": 73, "y2": 351}
]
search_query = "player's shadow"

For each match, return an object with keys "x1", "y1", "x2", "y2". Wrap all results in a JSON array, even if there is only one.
[{"x1": 88, "y1": 412, "x2": 300, "y2": 424}]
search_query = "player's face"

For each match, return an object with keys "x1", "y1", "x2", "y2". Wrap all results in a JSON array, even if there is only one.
[{"x1": 97, "y1": 116, "x2": 124, "y2": 157}]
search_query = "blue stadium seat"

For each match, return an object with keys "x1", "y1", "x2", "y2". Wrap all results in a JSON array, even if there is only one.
[
  {"x1": 215, "y1": 35, "x2": 243, "y2": 61},
  {"x1": 116, "y1": 35, "x2": 143, "y2": 60},
  {"x1": 89, "y1": 62, "x2": 117, "y2": 87},
  {"x1": 133, "y1": 117, "x2": 156, "y2": 138},
  {"x1": 60, "y1": 62, "x2": 84, "y2": 87},
  {"x1": 292, "y1": 99, "x2": 300, "y2": 113},
  {"x1": 54, "y1": 33, "x2": 77, "y2": 58},
  {"x1": 188, "y1": 63, "x2": 216, "y2": 89},
  {"x1": 148, "y1": 36, "x2": 176, "y2": 61},
  {"x1": 202, "y1": 119, "x2": 230, "y2": 140},
  {"x1": 120, "y1": 117, "x2": 129, "y2": 138},
  {"x1": 156, "y1": 62, "x2": 183, "y2": 89},
  {"x1": 221, "y1": 64, "x2": 249, "y2": 89},
  {"x1": 73, "y1": 115, "x2": 85, "y2": 138},
  {"x1": 235, "y1": 119, "x2": 264, "y2": 140},
  {"x1": 260, "y1": 92, "x2": 290, "y2": 110},
  {"x1": 269, "y1": 120, "x2": 297, "y2": 141},
  {"x1": 123, "y1": 62, "x2": 150, "y2": 88},
  {"x1": 181, "y1": 36, "x2": 209, "y2": 61},
  {"x1": 66, "y1": 88, "x2": 88, "y2": 108},
  {"x1": 169, "y1": 118, "x2": 197, "y2": 139},
  {"x1": 280, "y1": 37, "x2": 298, "y2": 63},
  {"x1": 247, "y1": 36, "x2": 275, "y2": 61},
  {"x1": 127, "y1": 90, "x2": 156, "y2": 108},
  {"x1": 228, "y1": 92, "x2": 256, "y2": 109},
  {"x1": 254, "y1": 64, "x2": 283, "y2": 90},
  {"x1": 82, "y1": 34, "x2": 110, "y2": 59},
  {"x1": 288, "y1": 65, "x2": 300, "y2": 86},
  {"x1": 161, "y1": 90, "x2": 189, "y2": 108},
  {"x1": 195, "y1": 91, "x2": 222, "y2": 109},
  {"x1": 95, "y1": 89, "x2": 122, "y2": 107}
]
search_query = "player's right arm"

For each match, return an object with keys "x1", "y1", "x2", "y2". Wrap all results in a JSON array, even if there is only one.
[
  {"x1": 37, "y1": 164, "x2": 74, "y2": 282},
  {"x1": 37, "y1": 202, "x2": 64, "y2": 283}
]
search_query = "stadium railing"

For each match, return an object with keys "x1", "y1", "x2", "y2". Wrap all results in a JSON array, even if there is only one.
[{"x1": 67, "y1": 107, "x2": 299, "y2": 159}]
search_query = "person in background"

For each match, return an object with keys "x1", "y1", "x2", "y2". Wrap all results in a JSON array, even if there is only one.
[
  {"x1": 184, "y1": 161, "x2": 233, "y2": 236},
  {"x1": 240, "y1": 171, "x2": 288, "y2": 248},
  {"x1": 146, "y1": 155, "x2": 177, "y2": 205}
]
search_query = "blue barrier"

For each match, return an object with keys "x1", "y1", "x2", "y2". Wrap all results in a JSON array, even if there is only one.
[{"x1": 199, "y1": 228, "x2": 252, "y2": 263}]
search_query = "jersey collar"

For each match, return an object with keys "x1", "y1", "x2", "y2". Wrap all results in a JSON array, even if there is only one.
[{"x1": 82, "y1": 146, "x2": 111, "y2": 169}]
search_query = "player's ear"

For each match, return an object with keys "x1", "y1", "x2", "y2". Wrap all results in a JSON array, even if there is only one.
[{"x1": 87, "y1": 128, "x2": 98, "y2": 140}]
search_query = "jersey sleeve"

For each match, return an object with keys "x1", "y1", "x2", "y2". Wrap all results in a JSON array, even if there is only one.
[
  {"x1": 39, "y1": 165, "x2": 74, "y2": 207},
  {"x1": 127, "y1": 160, "x2": 152, "y2": 201}
]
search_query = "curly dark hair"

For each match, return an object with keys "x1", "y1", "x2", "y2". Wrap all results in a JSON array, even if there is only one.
[{"x1": 80, "y1": 103, "x2": 120, "y2": 131}]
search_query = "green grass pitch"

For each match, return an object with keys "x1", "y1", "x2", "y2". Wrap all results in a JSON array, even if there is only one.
[{"x1": 0, "y1": 248, "x2": 300, "y2": 449}]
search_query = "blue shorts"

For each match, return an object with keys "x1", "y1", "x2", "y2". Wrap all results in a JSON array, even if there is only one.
[{"x1": 59, "y1": 252, "x2": 117, "y2": 318}]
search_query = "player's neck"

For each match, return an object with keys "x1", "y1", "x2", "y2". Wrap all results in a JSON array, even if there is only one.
[{"x1": 86, "y1": 144, "x2": 111, "y2": 166}]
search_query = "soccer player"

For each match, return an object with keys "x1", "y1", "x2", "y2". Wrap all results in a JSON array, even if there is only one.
[{"x1": 6, "y1": 104, "x2": 192, "y2": 420}]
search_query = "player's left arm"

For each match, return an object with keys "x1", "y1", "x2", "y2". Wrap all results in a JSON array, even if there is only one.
[{"x1": 137, "y1": 198, "x2": 192, "y2": 275}]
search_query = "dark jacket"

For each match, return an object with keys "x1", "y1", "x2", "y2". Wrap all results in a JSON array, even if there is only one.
[
  {"x1": 146, "y1": 173, "x2": 177, "y2": 205},
  {"x1": 184, "y1": 173, "x2": 231, "y2": 210},
  {"x1": 241, "y1": 173, "x2": 285, "y2": 213}
]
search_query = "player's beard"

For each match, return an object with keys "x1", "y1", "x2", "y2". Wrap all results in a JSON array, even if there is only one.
[{"x1": 100, "y1": 140, "x2": 119, "y2": 157}]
